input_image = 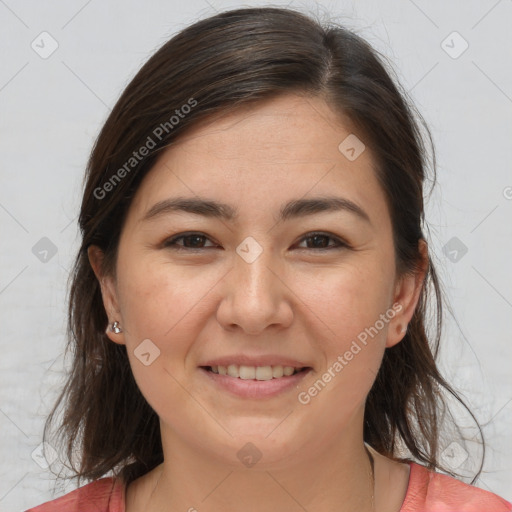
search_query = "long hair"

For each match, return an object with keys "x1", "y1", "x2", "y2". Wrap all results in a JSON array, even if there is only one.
[{"x1": 43, "y1": 6, "x2": 483, "y2": 488}]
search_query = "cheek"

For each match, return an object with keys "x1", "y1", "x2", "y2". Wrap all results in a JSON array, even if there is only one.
[
  {"x1": 115, "y1": 258, "x2": 214, "y2": 421},
  {"x1": 295, "y1": 261, "x2": 393, "y2": 405},
  {"x1": 115, "y1": 254, "x2": 229, "y2": 399},
  {"x1": 302, "y1": 261, "x2": 393, "y2": 344},
  {"x1": 117, "y1": 253, "x2": 217, "y2": 343},
  {"x1": 295, "y1": 273, "x2": 388, "y2": 422}
]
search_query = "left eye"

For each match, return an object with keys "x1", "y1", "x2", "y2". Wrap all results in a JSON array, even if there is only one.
[
  {"x1": 295, "y1": 232, "x2": 347, "y2": 250},
  {"x1": 163, "y1": 232, "x2": 346, "y2": 251}
]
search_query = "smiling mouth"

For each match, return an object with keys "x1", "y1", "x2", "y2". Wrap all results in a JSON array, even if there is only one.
[{"x1": 201, "y1": 365, "x2": 310, "y2": 380}]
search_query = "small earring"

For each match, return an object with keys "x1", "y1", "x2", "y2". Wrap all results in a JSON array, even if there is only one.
[
  {"x1": 400, "y1": 325, "x2": 408, "y2": 334},
  {"x1": 108, "y1": 321, "x2": 122, "y2": 334}
]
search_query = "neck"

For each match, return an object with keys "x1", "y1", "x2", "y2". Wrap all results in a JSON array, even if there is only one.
[{"x1": 136, "y1": 426, "x2": 375, "y2": 512}]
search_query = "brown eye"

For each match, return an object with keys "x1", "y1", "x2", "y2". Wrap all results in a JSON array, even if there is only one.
[
  {"x1": 164, "y1": 233, "x2": 217, "y2": 250},
  {"x1": 162, "y1": 231, "x2": 347, "y2": 252},
  {"x1": 296, "y1": 232, "x2": 347, "y2": 250}
]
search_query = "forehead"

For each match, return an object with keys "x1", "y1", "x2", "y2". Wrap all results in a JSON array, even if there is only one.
[
  {"x1": 171, "y1": 94, "x2": 357, "y2": 161},
  {"x1": 127, "y1": 93, "x2": 389, "y2": 227}
]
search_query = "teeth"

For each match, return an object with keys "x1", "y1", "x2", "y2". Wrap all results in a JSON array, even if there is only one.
[
  {"x1": 239, "y1": 365, "x2": 256, "y2": 379},
  {"x1": 283, "y1": 366, "x2": 295, "y2": 376},
  {"x1": 209, "y1": 364, "x2": 303, "y2": 380},
  {"x1": 272, "y1": 365, "x2": 284, "y2": 378}
]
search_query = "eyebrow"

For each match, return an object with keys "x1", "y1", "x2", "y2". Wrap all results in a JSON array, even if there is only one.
[{"x1": 141, "y1": 195, "x2": 372, "y2": 225}]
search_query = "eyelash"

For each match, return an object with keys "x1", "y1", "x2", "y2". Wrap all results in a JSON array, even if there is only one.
[{"x1": 163, "y1": 231, "x2": 349, "y2": 252}]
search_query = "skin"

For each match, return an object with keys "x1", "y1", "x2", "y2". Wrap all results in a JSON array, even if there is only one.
[{"x1": 89, "y1": 93, "x2": 428, "y2": 512}]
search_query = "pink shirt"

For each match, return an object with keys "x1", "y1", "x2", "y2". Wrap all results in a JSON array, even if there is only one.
[{"x1": 26, "y1": 462, "x2": 512, "y2": 511}]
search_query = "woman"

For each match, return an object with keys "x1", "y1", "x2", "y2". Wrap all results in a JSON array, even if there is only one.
[{"x1": 27, "y1": 6, "x2": 511, "y2": 512}]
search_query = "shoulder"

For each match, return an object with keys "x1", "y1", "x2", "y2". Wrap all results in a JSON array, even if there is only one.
[
  {"x1": 401, "y1": 462, "x2": 512, "y2": 512},
  {"x1": 25, "y1": 477, "x2": 125, "y2": 512}
]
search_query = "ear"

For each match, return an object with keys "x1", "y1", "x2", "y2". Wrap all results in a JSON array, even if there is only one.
[
  {"x1": 386, "y1": 238, "x2": 428, "y2": 348},
  {"x1": 88, "y1": 245, "x2": 125, "y2": 346}
]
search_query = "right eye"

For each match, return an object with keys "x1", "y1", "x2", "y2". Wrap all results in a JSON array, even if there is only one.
[{"x1": 163, "y1": 232, "x2": 219, "y2": 251}]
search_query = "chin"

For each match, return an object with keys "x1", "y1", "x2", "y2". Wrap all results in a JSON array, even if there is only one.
[{"x1": 214, "y1": 425, "x2": 306, "y2": 468}]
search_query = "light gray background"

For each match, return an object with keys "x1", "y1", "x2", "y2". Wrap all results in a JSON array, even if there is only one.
[{"x1": 1, "y1": 0, "x2": 511, "y2": 509}]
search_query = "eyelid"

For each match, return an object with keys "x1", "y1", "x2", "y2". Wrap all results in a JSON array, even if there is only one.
[{"x1": 163, "y1": 231, "x2": 349, "y2": 251}]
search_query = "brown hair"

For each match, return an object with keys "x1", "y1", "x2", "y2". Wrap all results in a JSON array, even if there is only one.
[{"x1": 43, "y1": 6, "x2": 484, "y2": 488}]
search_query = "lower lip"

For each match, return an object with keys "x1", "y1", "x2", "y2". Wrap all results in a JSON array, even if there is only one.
[{"x1": 199, "y1": 367, "x2": 312, "y2": 399}]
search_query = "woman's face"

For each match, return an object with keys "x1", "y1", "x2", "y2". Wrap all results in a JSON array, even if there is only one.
[{"x1": 92, "y1": 93, "x2": 424, "y2": 468}]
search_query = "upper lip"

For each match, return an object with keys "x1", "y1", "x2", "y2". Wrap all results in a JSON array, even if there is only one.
[{"x1": 200, "y1": 355, "x2": 311, "y2": 368}]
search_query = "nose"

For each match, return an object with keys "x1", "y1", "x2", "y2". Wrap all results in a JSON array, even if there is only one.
[{"x1": 215, "y1": 246, "x2": 294, "y2": 335}]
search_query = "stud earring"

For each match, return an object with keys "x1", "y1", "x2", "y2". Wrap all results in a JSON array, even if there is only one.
[
  {"x1": 400, "y1": 325, "x2": 408, "y2": 334},
  {"x1": 108, "y1": 321, "x2": 123, "y2": 334}
]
